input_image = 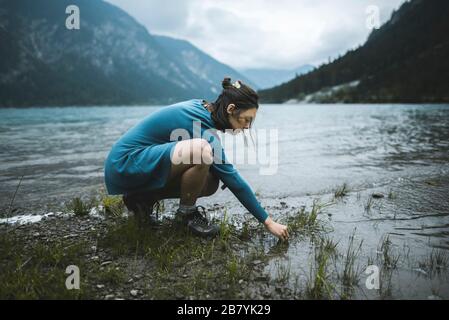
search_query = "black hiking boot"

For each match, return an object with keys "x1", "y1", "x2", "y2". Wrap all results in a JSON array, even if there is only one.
[
  {"x1": 123, "y1": 192, "x2": 161, "y2": 227},
  {"x1": 175, "y1": 205, "x2": 219, "y2": 238}
]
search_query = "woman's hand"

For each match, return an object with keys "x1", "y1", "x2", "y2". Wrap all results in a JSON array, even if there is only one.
[{"x1": 264, "y1": 217, "x2": 289, "y2": 241}]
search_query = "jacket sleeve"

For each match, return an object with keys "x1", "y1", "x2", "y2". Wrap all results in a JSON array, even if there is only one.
[{"x1": 209, "y1": 148, "x2": 269, "y2": 224}]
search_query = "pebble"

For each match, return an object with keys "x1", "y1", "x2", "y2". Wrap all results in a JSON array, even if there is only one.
[
  {"x1": 256, "y1": 275, "x2": 269, "y2": 281},
  {"x1": 175, "y1": 293, "x2": 184, "y2": 299},
  {"x1": 101, "y1": 261, "x2": 112, "y2": 267},
  {"x1": 372, "y1": 193, "x2": 384, "y2": 199},
  {"x1": 105, "y1": 294, "x2": 115, "y2": 300},
  {"x1": 130, "y1": 290, "x2": 139, "y2": 297},
  {"x1": 413, "y1": 268, "x2": 428, "y2": 276},
  {"x1": 262, "y1": 288, "x2": 273, "y2": 298},
  {"x1": 97, "y1": 284, "x2": 105, "y2": 289},
  {"x1": 65, "y1": 233, "x2": 78, "y2": 238}
]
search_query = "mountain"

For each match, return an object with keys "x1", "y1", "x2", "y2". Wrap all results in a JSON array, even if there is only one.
[
  {"x1": 0, "y1": 0, "x2": 249, "y2": 107},
  {"x1": 239, "y1": 65, "x2": 314, "y2": 90},
  {"x1": 258, "y1": 0, "x2": 449, "y2": 103},
  {"x1": 153, "y1": 35, "x2": 258, "y2": 95}
]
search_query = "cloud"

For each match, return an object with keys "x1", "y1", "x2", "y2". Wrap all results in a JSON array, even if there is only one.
[
  {"x1": 106, "y1": 0, "x2": 192, "y2": 32},
  {"x1": 106, "y1": 0, "x2": 407, "y2": 69}
]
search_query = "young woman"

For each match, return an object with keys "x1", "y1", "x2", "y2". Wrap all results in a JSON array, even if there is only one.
[{"x1": 104, "y1": 77, "x2": 289, "y2": 241}]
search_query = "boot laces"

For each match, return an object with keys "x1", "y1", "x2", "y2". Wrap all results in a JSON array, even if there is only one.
[{"x1": 191, "y1": 205, "x2": 210, "y2": 226}]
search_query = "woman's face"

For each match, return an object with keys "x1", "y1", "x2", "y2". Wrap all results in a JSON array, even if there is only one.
[{"x1": 226, "y1": 104, "x2": 257, "y2": 132}]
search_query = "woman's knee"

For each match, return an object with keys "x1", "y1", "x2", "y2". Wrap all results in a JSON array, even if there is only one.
[{"x1": 172, "y1": 138, "x2": 213, "y2": 166}]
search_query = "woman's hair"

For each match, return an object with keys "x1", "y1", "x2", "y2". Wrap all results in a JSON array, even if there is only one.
[{"x1": 208, "y1": 77, "x2": 259, "y2": 131}]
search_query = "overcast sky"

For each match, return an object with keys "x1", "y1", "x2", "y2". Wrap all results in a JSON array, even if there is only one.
[{"x1": 106, "y1": 0, "x2": 407, "y2": 70}]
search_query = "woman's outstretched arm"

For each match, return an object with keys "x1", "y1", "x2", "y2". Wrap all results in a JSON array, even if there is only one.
[{"x1": 210, "y1": 162, "x2": 289, "y2": 241}]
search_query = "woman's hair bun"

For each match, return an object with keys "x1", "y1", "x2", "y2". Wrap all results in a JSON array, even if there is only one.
[{"x1": 222, "y1": 77, "x2": 232, "y2": 89}]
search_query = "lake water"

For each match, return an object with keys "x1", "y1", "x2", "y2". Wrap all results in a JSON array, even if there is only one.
[
  {"x1": 1, "y1": 103, "x2": 449, "y2": 298},
  {"x1": 1, "y1": 103, "x2": 448, "y2": 212}
]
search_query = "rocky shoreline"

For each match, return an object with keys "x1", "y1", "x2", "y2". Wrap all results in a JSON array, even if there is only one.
[{"x1": 0, "y1": 201, "x2": 298, "y2": 300}]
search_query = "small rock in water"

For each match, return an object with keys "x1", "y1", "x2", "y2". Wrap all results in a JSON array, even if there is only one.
[
  {"x1": 413, "y1": 268, "x2": 428, "y2": 276},
  {"x1": 130, "y1": 290, "x2": 139, "y2": 297},
  {"x1": 372, "y1": 193, "x2": 384, "y2": 199}
]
